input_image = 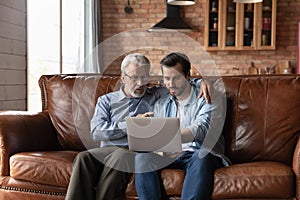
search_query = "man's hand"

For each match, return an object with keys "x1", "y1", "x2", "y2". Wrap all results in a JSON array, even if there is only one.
[
  {"x1": 136, "y1": 112, "x2": 154, "y2": 118},
  {"x1": 198, "y1": 80, "x2": 211, "y2": 104}
]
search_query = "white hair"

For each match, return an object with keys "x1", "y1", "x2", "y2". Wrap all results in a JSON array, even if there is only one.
[{"x1": 121, "y1": 53, "x2": 151, "y2": 72}]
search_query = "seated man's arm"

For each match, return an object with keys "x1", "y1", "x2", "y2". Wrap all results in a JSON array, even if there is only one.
[
  {"x1": 188, "y1": 93, "x2": 225, "y2": 146},
  {"x1": 181, "y1": 128, "x2": 194, "y2": 143},
  {"x1": 198, "y1": 79, "x2": 211, "y2": 103},
  {"x1": 90, "y1": 95, "x2": 127, "y2": 142},
  {"x1": 190, "y1": 78, "x2": 211, "y2": 103}
]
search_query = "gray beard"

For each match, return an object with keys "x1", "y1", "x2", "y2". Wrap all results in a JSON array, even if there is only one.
[{"x1": 129, "y1": 88, "x2": 145, "y2": 98}]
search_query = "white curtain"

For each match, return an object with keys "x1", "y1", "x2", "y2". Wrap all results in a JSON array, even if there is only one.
[{"x1": 83, "y1": 0, "x2": 102, "y2": 73}]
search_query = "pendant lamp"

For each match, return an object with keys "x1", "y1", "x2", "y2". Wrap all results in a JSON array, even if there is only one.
[
  {"x1": 167, "y1": 0, "x2": 195, "y2": 6},
  {"x1": 233, "y1": 0, "x2": 263, "y2": 3}
]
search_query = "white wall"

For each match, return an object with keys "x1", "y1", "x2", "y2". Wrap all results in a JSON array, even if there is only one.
[{"x1": 0, "y1": 0, "x2": 27, "y2": 110}]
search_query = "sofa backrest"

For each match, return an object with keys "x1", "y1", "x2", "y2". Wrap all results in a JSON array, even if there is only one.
[
  {"x1": 39, "y1": 74, "x2": 300, "y2": 165},
  {"x1": 39, "y1": 74, "x2": 121, "y2": 151},
  {"x1": 221, "y1": 75, "x2": 300, "y2": 165}
]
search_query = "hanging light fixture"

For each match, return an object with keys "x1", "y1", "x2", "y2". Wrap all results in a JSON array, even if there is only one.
[
  {"x1": 167, "y1": 0, "x2": 195, "y2": 6},
  {"x1": 233, "y1": 0, "x2": 262, "y2": 3}
]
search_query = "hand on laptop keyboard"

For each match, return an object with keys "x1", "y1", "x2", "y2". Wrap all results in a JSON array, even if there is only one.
[{"x1": 136, "y1": 112, "x2": 154, "y2": 118}]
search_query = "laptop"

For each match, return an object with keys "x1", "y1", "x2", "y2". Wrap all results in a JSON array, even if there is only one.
[{"x1": 126, "y1": 117, "x2": 182, "y2": 152}]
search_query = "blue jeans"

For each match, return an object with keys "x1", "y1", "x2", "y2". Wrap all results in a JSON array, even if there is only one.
[{"x1": 135, "y1": 150, "x2": 223, "y2": 200}]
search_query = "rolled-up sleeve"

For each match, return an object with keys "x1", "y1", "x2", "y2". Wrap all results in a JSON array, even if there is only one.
[
  {"x1": 90, "y1": 95, "x2": 127, "y2": 142},
  {"x1": 188, "y1": 100, "x2": 213, "y2": 143},
  {"x1": 189, "y1": 94, "x2": 225, "y2": 145}
]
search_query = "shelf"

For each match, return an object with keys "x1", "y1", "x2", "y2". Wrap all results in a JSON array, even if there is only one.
[{"x1": 204, "y1": 0, "x2": 276, "y2": 51}]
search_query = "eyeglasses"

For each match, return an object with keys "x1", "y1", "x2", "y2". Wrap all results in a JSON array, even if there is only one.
[{"x1": 124, "y1": 72, "x2": 149, "y2": 82}]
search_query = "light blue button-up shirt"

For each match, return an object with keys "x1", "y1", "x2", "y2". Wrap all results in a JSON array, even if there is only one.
[
  {"x1": 90, "y1": 86, "x2": 168, "y2": 147},
  {"x1": 153, "y1": 84, "x2": 231, "y2": 166}
]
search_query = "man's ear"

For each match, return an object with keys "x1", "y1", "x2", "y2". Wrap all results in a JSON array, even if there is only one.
[
  {"x1": 120, "y1": 73, "x2": 125, "y2": 83},
  {"x1": 186, "y1": 71, "x2": 190, "y2": 79}
]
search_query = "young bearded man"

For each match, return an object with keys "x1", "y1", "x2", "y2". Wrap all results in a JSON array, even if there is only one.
[{"x1": 135, "y1": 52, "x2": 231, "y2": 200}]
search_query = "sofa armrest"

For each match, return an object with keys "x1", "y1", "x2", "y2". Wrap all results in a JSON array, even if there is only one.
[
  {"x1": 293, "y1": 136, "x2": 300, "y2": 200},
  {"x1": 0, "y1": 111, "x2": 61, "y2": 176}
]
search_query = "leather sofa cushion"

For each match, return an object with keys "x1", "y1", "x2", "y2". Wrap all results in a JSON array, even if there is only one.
[
  {"x1": 212, "y1": 161, "x2": 294, "y2": 199},
  {"x1": 9, "y1": 151, "x2": 78, "y2": 187},
  {"x1": 126, "y1": 161, "x2": 294, "y2": 199}
]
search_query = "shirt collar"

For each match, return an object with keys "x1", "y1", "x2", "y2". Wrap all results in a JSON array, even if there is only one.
[
  {"x1": 118, "y1": 85, "x2": 129, "y2": 101},
  {"x1": 187, "y1": 86, "x2": 198, "y2": 105}
]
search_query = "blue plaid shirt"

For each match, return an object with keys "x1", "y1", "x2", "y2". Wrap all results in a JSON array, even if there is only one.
[{"x1": 91, "y1": 86, "x2": 167, "y2": 147}]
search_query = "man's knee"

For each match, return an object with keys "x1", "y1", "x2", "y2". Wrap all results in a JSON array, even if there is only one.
[
  {"x1": 135, "y1": 153, "x2": 161, "y2": 173},
  {"x1": 73, "y1": 150, "x2": 102, "y2": 168},
  {"x1": 111, "y1": 148, "x2": 134, "y2": 162},
  {"x1": 74, "y1": 150, "x2": 90, "y2": 163},
  {"x1": 103, "y1": 148, "x2": 135, "y2": 172}
]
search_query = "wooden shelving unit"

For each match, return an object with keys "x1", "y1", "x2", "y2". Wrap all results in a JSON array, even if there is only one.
[{"x1": 204, "y1": 0, "x2": 277, "y2": 51}]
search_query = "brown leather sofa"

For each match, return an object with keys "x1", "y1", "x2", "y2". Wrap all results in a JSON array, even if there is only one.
[{"x1": 0, "y1": 74, "x2": 299, "y2": 200}]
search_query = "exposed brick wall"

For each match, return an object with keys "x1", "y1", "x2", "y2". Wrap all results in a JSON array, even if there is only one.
[{"x1": 100, "y1": 0, "x2": 300, "y2": 76}]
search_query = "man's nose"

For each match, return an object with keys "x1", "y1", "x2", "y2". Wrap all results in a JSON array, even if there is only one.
[
  {"x1": 169, "y1": 79, "x2": 175, "y2": 87},
  {"x1": 136, "y1": 78, "x2": 146, "y2": 86},
  {"x1": 136, "y1": 79, "x2": 142, "y2": 85}
]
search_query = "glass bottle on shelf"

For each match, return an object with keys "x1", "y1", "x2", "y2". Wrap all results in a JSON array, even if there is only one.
[
  {"x1": 243, "y1": 1, "x2": 254, "y2": 47},
  {"x1": 211, "y1": 0, "x2": 217, "y2": 11},
  {"x1": 260, "y1": 0, "x2": 272, "y2": 46},
  {"x1": 225, "y1": 0, "x2": 236, "y2": 47},
  {"x1": 247, "y1": 3, "x2": 253, "y2": 11},
  {"x1": 227, "y1": 0, "x2": 235, "y2": 12},
  {"x1": 207, "y1": 0, "x2": 218, "y2": 47},
  {"x1": 213, "y1": 18, "x2": 218, "y2": 29},
  {"x1": 244, "y1": 17, "x2": 250, "y2": 30},
  {"x1": 262, "y1": 34, "x2": 267, "y2": 45}
]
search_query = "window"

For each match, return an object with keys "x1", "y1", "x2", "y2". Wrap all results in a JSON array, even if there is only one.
[{"x1": 27, "y1": 0, "x2": 96, "y2": 111}]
